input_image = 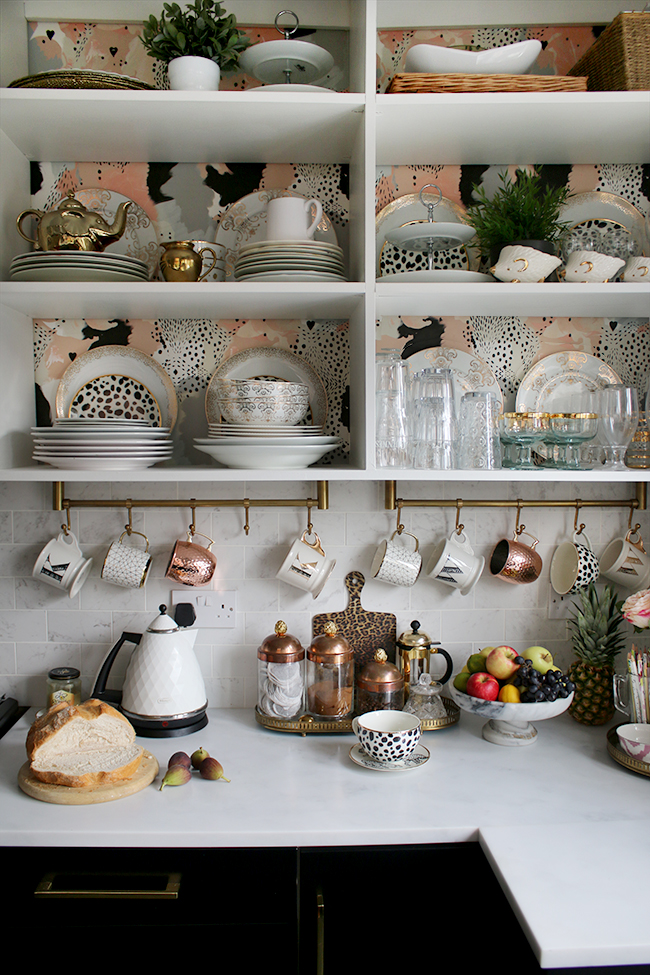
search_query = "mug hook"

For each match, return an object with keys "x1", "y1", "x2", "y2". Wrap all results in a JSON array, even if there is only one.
[
  {"x1": 396, "y1": 503, "x2": 405, "y2": 535},
  {"x1": 125, "y1": 502, "x2": 133, "y2": 536},
  {"x1": 243, "y1": 499, "x2": 250, "y2": 536},
  {"x1": 455, "y1": 499, "x2": 464, "y2": 536},
  {"x1": 514, "y1": 501, "x2": 526, "y2": 536},
  {"x1": 574, "y1": 500, "x2": 585, "y2": 536},
  {"x1": 628, "y1": 502, "x2": 641, "y2": 537},
  {"x1": 189, "y1": 503, "x2": 197, "y2": 537},
  {"x1": 61, "y1": 504, "x2": 71, "y2": 536}
]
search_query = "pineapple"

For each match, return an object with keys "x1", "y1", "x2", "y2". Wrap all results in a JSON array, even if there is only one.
[{"x1": 567, "y1": 583, "x2": 625, "y2": 725}]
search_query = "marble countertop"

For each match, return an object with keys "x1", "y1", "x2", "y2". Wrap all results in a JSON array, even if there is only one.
[{"x1": 1, "y1": 707, "x2": 648, "y2": 967}]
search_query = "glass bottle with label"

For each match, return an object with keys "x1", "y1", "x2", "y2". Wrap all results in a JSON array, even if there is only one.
[{"x1": 46, "y1": 667, "x2": 81, "y2": 708}]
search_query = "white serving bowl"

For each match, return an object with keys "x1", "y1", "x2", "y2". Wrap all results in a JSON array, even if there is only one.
[
  {"x1": 405, "y1": 39, "x2": 542, "y2": 75},
  {"x1": 194, "y1": 440, "x2": 338, "y2": 469},
  {"x1": 616, "y1": 723, "x2": 650, "y2": 763},
  {"x1": 448, "y1": 682, "x2": 573, "y2": 746}
]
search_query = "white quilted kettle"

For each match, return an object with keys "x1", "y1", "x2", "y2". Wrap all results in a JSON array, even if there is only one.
[{"x1": 93, "y1": 604, "x2": 208, "y2": 736}]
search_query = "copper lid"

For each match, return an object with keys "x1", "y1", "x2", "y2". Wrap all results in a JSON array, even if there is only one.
[
  {"x1": 356, "y1": 649, "x2": 404, "y2": 693},
  {"x1": 307, "y1": 621, "x2": 353, "y2": 664},
  {"x1": 258, "y1": 620, "x2": 304, "y2": 663}
]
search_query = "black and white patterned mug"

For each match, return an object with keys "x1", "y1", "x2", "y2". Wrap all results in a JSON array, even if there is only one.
[
  {"x1": 550, "y1": 531, "x2": 599, "y2": 596},
  {"x1": 101, "y1": 530, "x2": 152, "y2": 589},
  {"x1": 352, "y1": 710, "x2": 421, "y2": 763}
]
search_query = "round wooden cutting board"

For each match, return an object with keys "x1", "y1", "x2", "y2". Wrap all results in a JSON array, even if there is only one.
[{"x1": 17, "y1": 751, "x2": 159, "y2": 804}]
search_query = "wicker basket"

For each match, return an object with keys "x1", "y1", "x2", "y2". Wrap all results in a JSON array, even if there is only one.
[
  {"x1": 567, "y1": 11, "x2": 650, "y2": 91},
  {"x1": 386, "y1": 73, "x2": 587, "y2": 94}
]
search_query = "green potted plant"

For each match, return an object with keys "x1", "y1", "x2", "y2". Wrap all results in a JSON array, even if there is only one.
[
  {"x1": 141, "y1": 0, "x2": 250, "y2": 90},
  {"x1": 466, "y1": 167, "x2": 571, "y2": 266}
]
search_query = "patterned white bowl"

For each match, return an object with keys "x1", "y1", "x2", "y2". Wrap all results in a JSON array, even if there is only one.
[{"x1": 617, "y1": 724, "x2": 650, "y2": 763}]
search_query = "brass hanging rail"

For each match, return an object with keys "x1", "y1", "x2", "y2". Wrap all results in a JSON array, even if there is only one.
[
  {"x1": 52, "y1": 480, "x2": 330, "y2": 535},
  {"x1": 383, "y1": 480, "x2": 647, "y2": 512}
]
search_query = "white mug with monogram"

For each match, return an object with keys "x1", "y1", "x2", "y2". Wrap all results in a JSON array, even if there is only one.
[
  {"x1": 266, "y1": 196, "x2": 323, "y2": 241},
  {"x1": 371, "y1": 530, "x2": 422, "y2": 587},
  {"x1": 276, "y1": 529, "x2": 335, "y2": 599},
  {"x1": 425, "y1": 530, "x2": 484, "y2": 596},
  {"x1": 33, "y1": 530, "x2": 93, "y2": 598},
  {"x1": 101, "y1": 530, "x2": 152, "y2": 589},
  {"x1": 550, "y1": 531, "x2": 600, "y2": 595},
  {"x1": 599, "y1": 529, "x2": 650, "y2": 591}
]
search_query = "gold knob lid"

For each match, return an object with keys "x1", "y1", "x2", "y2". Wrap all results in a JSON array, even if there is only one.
[
  {"x1": 307, "y1": 621, "x2": 353, "y2": 663},
  {"x1": 258, "y1": 620, "x2": 304, "y2": 662},
  {"x1": 357, "y1": 648, "x2": 404, "y2": 692}
]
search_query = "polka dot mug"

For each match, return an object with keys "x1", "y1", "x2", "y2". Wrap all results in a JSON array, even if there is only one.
[{"x1": 352, "y1": 710, "x2": 422, "y2": 763}]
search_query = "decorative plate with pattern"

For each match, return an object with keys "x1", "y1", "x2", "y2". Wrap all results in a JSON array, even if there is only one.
[
  {"x1": 516, "y1": 352, "x2": 622, "y2": 414},
  {"x1": 56, "y1": 346, "x2": 178, "y2": 430},
  {"x1": 405, "y1": 346, "x2": 504, "y2": 412}
]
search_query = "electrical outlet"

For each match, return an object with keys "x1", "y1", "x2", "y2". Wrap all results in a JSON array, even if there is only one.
[
  {"x1": 171, "y1": 590, "x2": 237, "y2": 628},
  {"x1": 548, "y1": 589, "x2": 572, "y2": 620}
]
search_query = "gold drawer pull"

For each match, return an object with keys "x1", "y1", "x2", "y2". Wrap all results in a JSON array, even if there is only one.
[{"x1": 34, "y1": 871, "x2": 181, "y2": 899}]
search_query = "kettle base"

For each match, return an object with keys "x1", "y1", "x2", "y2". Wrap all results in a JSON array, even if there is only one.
[{"x1": 122, "y1": 708, "x2": 208, "y2": 738}]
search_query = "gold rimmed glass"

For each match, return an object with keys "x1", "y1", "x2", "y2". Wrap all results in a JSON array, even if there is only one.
[
  {"x1": 499, "y1": 413, "x2": 550, "y2": 469},
  {"x1": 545, "y1": 413, "x2": 599, "y2": 470}
]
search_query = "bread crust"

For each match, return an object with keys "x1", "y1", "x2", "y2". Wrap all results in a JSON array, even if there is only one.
[{"x1": 27, "y1": 699, "x2": 143, "y2": 788}]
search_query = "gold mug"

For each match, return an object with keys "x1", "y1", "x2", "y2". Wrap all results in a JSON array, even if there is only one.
[{"x1": 159, "y1": 240, "x2": 218, "y2": 282}]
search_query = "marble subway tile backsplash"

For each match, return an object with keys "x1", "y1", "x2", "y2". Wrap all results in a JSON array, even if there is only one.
[{"x1": 0, "y1": 479, "x2": 647, "y2": 709}]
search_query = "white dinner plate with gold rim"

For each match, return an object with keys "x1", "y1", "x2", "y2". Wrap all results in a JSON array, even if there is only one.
[
  {"x1": 214, "y1": 189, "x2": 338, "y2": 281},
  {"x1": 11, "y1": 266, "x2": 149, "y2": 283},
  {"x1": 377, "y1": 269, "x2": 492, "y2": 283},
  {"x1": 55, "y1": 346, "x2": 178, "y2": 431},
  {"x1": 34, "y1": 455, "x2": 172, "y2": 471},
  {"x1": 559, "y1": 191, "x2": 646, "y2": 251},
  {"x1": 208, "y1": 348, "x2": 327, "y2": 428},
  {"x1": 234, "y1": 270, "x2": 347, "y2": 282},
  {"x1": 515, "y1": 353, "x2": 623, "y2": 414},
  {"x1": 405, "y1": 346, "x2": 504, "y2": 413}
]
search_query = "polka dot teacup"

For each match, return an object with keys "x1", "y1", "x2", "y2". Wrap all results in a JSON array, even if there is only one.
[{"x1": 352, "y1": 710, "x2": 421, "y2": 763}]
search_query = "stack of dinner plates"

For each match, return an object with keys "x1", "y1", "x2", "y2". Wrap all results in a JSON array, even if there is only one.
[
  {"x1": 31, "y1": 418, "x2": 173, "y2": 470},
  {"x1": 233, "y1": 239, "x2": 346, "y2": 282},
  {"x1": 11, "y1": 251, "x2": 150, "y2": 283}
]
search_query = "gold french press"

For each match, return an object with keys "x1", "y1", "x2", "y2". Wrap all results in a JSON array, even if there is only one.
[{"x1": 396, "y1": 621, "x2": 453, "y2": 697}]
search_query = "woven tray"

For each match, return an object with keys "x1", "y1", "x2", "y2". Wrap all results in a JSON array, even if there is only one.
[
  {"x1": 567, "y1": 11, "x2": 650, "y2": 91},
  {"x1": 386, "y1": 73, "x2": 588, "y2": 94}
]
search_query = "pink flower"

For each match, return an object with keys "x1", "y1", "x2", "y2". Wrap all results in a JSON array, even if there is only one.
[{"x1": 621, "y1": 589, "x2": 650, "y2": 630}]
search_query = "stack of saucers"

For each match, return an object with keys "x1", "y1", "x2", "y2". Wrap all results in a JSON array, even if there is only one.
[
  {"x1": 11, "y1": 251, "x2": 150, "y2": 282},
  {"x1": 31, "y1": 418, "x2": 173, "y2": 470},
  {"x1": 233, "y1": 239, "x2": 346, "y2": 282}
]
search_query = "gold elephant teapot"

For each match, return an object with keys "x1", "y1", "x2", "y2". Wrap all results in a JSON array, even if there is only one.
[{"x1": 16, "y1": 191, "x2": 132, "y2": 252}]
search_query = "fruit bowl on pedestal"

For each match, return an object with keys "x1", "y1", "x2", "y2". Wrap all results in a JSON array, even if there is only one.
[{"x1": 448, "y1": 683, "x2": 574, "y2": 746}]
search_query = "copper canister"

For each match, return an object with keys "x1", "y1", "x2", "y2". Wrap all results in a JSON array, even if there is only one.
[
  {"x1": 257, "y1": 620, "x2": 304, "y2": 719},
  {"x1": 356, "y1": 648, "x2": 404, "y2": 714},
  {"x1": 306, "y1": 621, "x2": 354, "y2": 720}
]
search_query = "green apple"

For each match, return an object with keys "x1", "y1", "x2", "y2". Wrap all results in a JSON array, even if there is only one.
[
  {"x1": 478, "y1": 646, "x2": 495, "y2": 659},
  {"x1": 453, "y1": 671, "x2": 471, "y2": 692},
  {"x1": 467, "y1": 653, "x2": 488, "y2": 674},
  {"x1": 523, "y1": 645, "x2": 554, "y2": 674}
]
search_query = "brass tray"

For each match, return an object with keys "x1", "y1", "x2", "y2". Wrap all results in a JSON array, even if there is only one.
[
  {"x1": 255, "y1": 697, "x2": 460, "y2": 735},
  {"x1": 9, "y1": 70, "x2": 154, "y2": 90},
  {"x1": 606, "y1": 725, "x2": 650, "y2": 778}
]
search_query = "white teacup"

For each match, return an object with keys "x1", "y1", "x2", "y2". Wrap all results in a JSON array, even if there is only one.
[
  {"x1": 33, "y1": 530, "x2": 92, "y2": 598},
  {"x1": 352, "y1": 710, "x2": 422, "y2": 763},
  {"x1": 560, "y1": 250, "x2": 626, "y2": 282},
  {"x1": 101, "y1": 530, "x2": 152, "y2": 589},
  {"x1": 192, "y1": 240, "x2": 226, "y2": 282},
  {"x1": 622, "y1": 256, "x2": 650, "y2": 281},
  {"x1": 276, "y1": 529, "x2": 335, "y2": 599},
  {"x1": 371, "y1": 530, "x2": 422, "y2": 587},
  {"x1": 425, "y1": 530, "x2": 484, "y2": 596},
  {"x1": 599, "y1": 530, "x2": 650, "y2": 591},
  {"x1": 266, "y1": 196, "x2": 323, "y2": 241},
  {"x1": 550, "y1": 530, "x2": 599, "y2": 595},
  {"x1": 490, "y1": 244, "x2": 562, "y2": 283}
]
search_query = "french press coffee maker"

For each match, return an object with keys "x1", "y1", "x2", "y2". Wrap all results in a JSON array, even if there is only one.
[{"x1": 396, "y1": 620, "x2": 453, "y2": 697}]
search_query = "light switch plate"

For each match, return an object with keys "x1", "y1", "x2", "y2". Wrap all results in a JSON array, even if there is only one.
[{"x1": 171, "y1": 590, "x2": 237, "y2": 628}]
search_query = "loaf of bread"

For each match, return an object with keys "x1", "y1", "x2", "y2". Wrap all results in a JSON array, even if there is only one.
[{"x1": 26, "y1": 699, "x2": 144, "y2": 787}]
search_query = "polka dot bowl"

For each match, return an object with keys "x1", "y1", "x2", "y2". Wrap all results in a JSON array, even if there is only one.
[{"x1": 352, "y1": 710, "x2": 421, "y2": 763}]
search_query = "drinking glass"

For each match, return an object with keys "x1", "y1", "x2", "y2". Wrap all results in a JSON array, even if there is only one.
[
  {"x1": 500, "y1": 413, "x2": 549, "y2": 469},
  {"x1": 410, "y1": 368, "x2": 457, "y2": 469},
  {"x1": 545, "y1": 413, "x2": 598, "y2": 470},
  {"x1": 598, "y1": 385, "x2": 639, "y2": 471},
  {"x1": 376, "y1": 351, "x2": 410, "y2": 468},
  {"x1": 457, "y1": 392, "x2": 502, "y2": 470}
]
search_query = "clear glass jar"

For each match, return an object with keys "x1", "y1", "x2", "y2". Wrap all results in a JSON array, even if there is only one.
[
  {"x1": 257, "y1": 621, "x2": 304, "y2": 719},
  {"x1": 306, "y1": 622, "x2": 354, "y2": 720},
  {"x1": 356, "y1": 649, "x2": 404, "y2": 714},
  {"x1": 46, "y1": 667, "x2": 81, "y2": 708}
]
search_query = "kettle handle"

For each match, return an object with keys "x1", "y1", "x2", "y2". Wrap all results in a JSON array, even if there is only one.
[{"x1": 91, "y1": 631, "x2": 142, "y2": 704}]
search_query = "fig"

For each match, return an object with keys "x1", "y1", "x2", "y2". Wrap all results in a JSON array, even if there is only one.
[
  {"x1": 191, "y1": 746, "x2": 209, "y2": 769},
  {"x1": 199, "y1": 756, "x2": 230, "y2": 782},
  {"x1": 160, "y1": 764, "x2": 191, "y2": 790},
  {"x1": 167, "y1": 750, "x2": 191, "y2": 769}
]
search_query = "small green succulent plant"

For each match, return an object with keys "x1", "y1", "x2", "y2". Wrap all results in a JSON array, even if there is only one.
[{"x1": 141, "y1": 0, "x2": 250, "y2": 71}]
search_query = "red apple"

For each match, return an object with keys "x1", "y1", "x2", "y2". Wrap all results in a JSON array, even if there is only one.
[
  {"x1": 485, "y1": 645, "x2": 520, "y2": 681},
  {"x1": 466, "y1": 672, "x2": 500, "y2": 701}
]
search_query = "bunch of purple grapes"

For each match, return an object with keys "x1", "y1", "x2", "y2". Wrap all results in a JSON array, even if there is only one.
[{"x1": 512, "y1": 656, "x2": 576, "y2": 703}]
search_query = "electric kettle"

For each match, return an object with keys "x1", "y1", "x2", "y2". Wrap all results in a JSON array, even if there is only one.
[{"x1": 92, "y1": 604, "x2": 208, "y2": 737}]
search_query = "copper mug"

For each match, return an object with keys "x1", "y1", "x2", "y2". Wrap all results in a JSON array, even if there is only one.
[
  {"x1": 490, "y1": 530, "x2": 542, "y2": 585},
  {"x1": 166, "y1": 531, "x2": 217, "y2": 587}
]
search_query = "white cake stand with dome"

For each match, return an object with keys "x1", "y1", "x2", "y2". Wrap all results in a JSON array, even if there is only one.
[{"x1": 239, "y1": 9, "x2": 334, "y2": 89}]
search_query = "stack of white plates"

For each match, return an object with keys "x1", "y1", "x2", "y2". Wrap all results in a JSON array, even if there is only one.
[
  {"x1": 206, "y1": 421, "x2": 326, "y2": 438},
  {"x1": 11, "y1": 251, "x2": 150, "y2": 283},
  {"x1": 233, "y1": 239, "x2": 347, "y2": 282},
  {"x1": 194, "y1": 434, "x2": 341, "y2": 469},
  {"x1": 31, "y1": 418, "x2": 173, "y2": 470}
]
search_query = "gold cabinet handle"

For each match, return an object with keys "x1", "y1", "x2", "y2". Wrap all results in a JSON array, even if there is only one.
[{"x1": 34, "y1": 871, "x2": 181, "y2": 899}]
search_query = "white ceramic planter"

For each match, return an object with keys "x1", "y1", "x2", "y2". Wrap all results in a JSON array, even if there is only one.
[{"x1": 167, "y1": 56, "x2": 220, "y2": 91}]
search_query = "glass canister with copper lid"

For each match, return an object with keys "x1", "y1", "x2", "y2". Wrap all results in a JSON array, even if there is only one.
[
  {"x1": 356, "y1": 648, "x2": 404, "y2": 714},
  {"x1": 257, "y1": 620, "x2": 304, "y2": 719},
  {"x1": 306, "y1": 621, "x2": 354, "y2": 720}
]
